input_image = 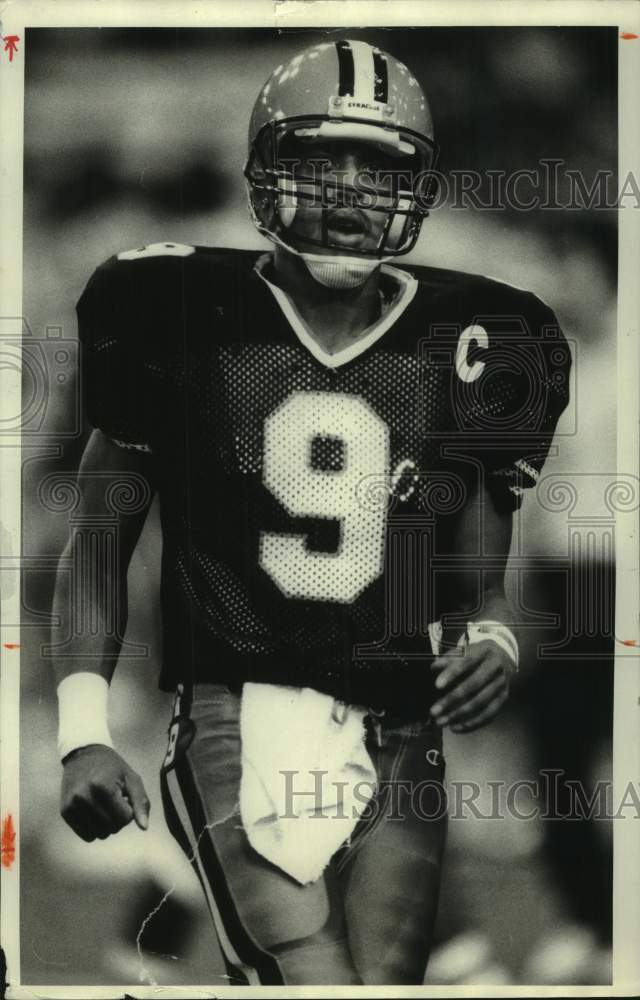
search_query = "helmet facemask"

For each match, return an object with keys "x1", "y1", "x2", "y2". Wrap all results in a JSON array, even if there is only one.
[
  {"x1": 245, "y1": 117, "x2": 439, "y2": 266},
  {"x1": 245, "y1": 39, "x2": 438, "y2": 287}
]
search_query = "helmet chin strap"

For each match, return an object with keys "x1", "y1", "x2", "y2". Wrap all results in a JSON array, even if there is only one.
[
  {"x1": 302, "y1": 253, "x2": 384, "y2": 289},
  {"x1": 246, "y1": 177, "x2": 394, "y2": 289},
  {"x1": 263, "y1": 227, "x2": 390, "y2": 290}
]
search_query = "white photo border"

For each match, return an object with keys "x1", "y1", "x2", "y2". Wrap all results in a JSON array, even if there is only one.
[{"x1": 1, "y1": 1, "x2": 638, "y2": 997}]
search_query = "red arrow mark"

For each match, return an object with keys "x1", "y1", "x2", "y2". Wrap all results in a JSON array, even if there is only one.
[
  {"x1": 2, "y1": 35, "x2": 20, "y2": 61},
  {"x1": 1, "y1": 815, "x2": 16, "y2": 869}
]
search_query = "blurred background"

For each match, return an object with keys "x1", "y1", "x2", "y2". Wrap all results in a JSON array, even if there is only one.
[{"x1": 20, "y1": 27, "x2": 616, "y2": 987}]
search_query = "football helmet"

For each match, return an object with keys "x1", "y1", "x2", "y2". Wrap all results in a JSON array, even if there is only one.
[{"x1": 244, "y1": 39, "x2": 439, "y2": 281}]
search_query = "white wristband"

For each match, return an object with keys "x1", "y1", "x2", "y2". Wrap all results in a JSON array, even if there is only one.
[
  {"x1": 428, "y1": 620, "x2": 443, "y2": 656},
  {"x1": 458, "y1": 620, "x2": 519, "y2": 672},
  {"x1": 57, "y1": 672, "x2": 114, "y2": 761}
]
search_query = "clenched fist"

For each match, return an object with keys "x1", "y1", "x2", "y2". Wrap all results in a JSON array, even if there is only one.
[{"x1": 61, "y1": 744, "x2": 150, "y2": 841}]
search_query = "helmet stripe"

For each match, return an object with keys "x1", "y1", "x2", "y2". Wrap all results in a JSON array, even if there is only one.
[
  {"x1": 335, "y1": 40, "x2": 355, "y2": 96},
  {"x1": 350, "y1": 40, "x2": 375, "y2": 102},
  {"x1": 372, "y1": 50, "x2": 388, "y2": 103}
]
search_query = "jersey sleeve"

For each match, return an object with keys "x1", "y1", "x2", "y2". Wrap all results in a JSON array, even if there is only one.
[
  {"x1": 474, "y1": 294, "x2": 572, "y2": 513},
  {"x1": 76, "y1": 257, "x2": 153, "y2": 452}
]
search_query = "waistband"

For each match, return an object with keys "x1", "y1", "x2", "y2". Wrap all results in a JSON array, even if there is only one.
[{"x1": 190, "y1": 680, "x2": 440, "y2": 731}]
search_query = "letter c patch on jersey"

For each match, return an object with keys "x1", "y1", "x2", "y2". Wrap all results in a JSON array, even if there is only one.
[{"x1": 455, "y1": 324, "x2": 489, "y2": 383}]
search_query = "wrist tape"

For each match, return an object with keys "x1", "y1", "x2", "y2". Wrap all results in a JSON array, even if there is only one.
[
  {"x1": 459, "y1": 620, "x2": 519, "y2": 671},
  {"x1": 57, "y1": 672, "x2": 114, "y2": 761}
]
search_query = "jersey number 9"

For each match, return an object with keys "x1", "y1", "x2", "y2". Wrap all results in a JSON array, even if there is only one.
[{"x1": 260, "y1": 391, "x2": 390, "y2": 604}]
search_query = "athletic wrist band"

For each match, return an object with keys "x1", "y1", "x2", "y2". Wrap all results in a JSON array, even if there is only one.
[
  {"x1": 57, "y1": 672, "x2": 114, "y2": 761},
  {"x1": 459, "y1": 620, "x2": 519, "y2": 672}
]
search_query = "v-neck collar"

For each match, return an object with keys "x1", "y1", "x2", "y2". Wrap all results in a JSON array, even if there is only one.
[{"x1": 253, "y1": 253, "x2": 418, "y2": 370}]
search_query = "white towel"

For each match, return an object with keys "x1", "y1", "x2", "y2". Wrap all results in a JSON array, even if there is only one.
[{"x1": 239, "y1": 682, "x2": 377, "y2": 885}]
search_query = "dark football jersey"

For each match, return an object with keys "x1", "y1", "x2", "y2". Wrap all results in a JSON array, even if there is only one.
[{"x1": 76, "y1": 243, "x2": 571, "y2": 713}]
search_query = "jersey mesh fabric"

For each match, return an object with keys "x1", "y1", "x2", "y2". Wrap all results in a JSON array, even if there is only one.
[{"x1": 76, "y1": 246, "x2": 571, "y2": 712}]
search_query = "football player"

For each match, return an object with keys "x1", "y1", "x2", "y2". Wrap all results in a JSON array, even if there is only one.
[{"x1": 53, "y1": 39, "x2": 571, "y2": 985}]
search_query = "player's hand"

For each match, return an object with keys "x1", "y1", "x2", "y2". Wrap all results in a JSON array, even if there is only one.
[
  {"x1": 60, "y1": 744, "x2": 150, "y2": 841},
  {"x1": 429, "y1": 640, "x2": 514, "y2": 733}
]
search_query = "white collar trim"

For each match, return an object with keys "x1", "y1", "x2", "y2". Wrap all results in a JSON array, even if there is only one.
[{"x1": 253, "y1": 253, "x2": 418, "y2": 369}]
